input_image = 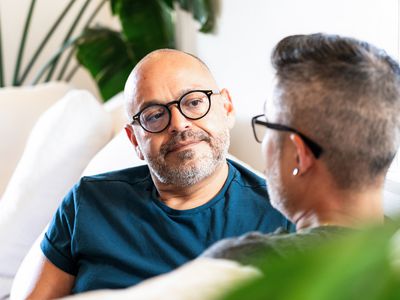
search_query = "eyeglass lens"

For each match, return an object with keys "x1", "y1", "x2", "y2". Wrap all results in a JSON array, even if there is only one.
[
  {"x1": 253, "y1": 117, "x2": 267, "y2": 143},
  {"x1": 139, "y1": 91, "x2": 211, "y2": 133}
]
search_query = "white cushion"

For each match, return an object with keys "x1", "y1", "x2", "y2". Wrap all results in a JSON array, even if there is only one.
[
  {"x1": 0, "y1": 82, "x2": 72, "y2": 197},
  {"x1": 82, "y1": 129, "x2": 145, "y2": 176},
  {"x1": 60, "y1": 258, "x2": 260, "y2": 300},
  {"x1": 103, "y1": 92, "x2": 128, "y2": 136},
  {"x1": 0, "y1": 90, "x2": 113, "y2": 297}
]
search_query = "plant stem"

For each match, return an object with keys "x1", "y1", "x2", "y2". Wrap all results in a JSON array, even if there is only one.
[
  {"x1": 65, "y1": 63, "x2": 80, "y2": 81},
  {"x1": 44, "y1": 0, "x2": 92, "y2": 82},
  {"x1": 57, "y1": 0, "x2": 108, "y2": 81},
  {"x1": 13, "y1": 0, "x2": 37, "y2": 86},
  {"x1": 31, "y1": 36, "x2": 80, "y2": 85},
  {"x1": 18, "y1": 0, "x2": 77, "y2": 85},
  {"x1": 56, "y1": 48, "x2": 76, "y2": 81},
  {"x1": 0, "y1": 12, "x2": 4, "y2": 87}
]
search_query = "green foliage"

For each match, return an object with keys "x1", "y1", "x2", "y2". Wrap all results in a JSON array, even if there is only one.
[
  {"x1": 76, "y1": 28, "x2": 136, "y2": 101},
  {"x1": 176, "y1": 0, "x2": 214, "y2": 33},
  {"x1": 223, "y1": 223, "x2": 400, "y2": 300},
  {"x1": 1, "y1": 0, "x2": 214, "y2": 101},
  {"x1": 76, "y1": 0, "x2": 215, "y2": 101}
]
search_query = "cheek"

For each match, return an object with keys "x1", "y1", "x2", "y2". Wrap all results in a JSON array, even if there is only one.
[
  {"x1": 261, "y1": 133, "x2": 276, "y2": 173},
  {"x1": 136, "y1": 132, "x2": 164, "y2": 157},
  {"x1": 200, "y1": 105, "x2": 232, "y2": 133}
]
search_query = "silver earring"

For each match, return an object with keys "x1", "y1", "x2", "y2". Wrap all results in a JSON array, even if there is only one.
[{"x1": 292, "y1": 168, "x2": 299, "y2": 176}]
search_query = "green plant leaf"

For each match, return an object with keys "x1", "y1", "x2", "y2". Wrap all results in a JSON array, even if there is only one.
[
  {"x1": 112, "y1": 0, "x2": 174, "y2": 60},
  {"x1": 161, "y1": 0, "x2": 174, "y2": 9},
  {"x1": 176, "y1": 0, "x2": 214, "y2": 33},
  {"x1": 110, "y1": 0, "x2": 121, "y2": 15},
  {"x1": 76, "y1": 27, "x2": 137, "y2": 101},
  {"x1": 73, "y1": 0, "x2": 215, "y2": 100}
]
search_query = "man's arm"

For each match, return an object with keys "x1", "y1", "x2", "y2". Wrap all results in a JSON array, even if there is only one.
[{"x1": 24, "y1": 253, "x2": 75, "y2": 300}]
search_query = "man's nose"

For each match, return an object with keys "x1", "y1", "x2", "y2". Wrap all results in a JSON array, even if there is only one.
[{"x1": 167, "y1": 106, "x2": 191, "y2": 134}]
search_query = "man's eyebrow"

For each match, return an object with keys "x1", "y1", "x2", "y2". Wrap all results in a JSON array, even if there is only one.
[
  {"x1": 179, "y1": 87, "x2": 201, "y2": 95},
  {"x1": 135, "y1": 87, "x2": 204, "y2": 114},
  {"x1": 135, "y1": 100, "x2": 161, "y2": 114}
]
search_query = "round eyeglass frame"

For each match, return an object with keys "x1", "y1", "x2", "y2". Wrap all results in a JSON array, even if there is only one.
[{"x1": 131, "y1": 90, "x2": 217, "y2": 133}]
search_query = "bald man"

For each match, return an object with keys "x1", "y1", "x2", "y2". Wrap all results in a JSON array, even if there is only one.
[{"x1": 24, "y1": 49, "x2": 290, "y2": 299}]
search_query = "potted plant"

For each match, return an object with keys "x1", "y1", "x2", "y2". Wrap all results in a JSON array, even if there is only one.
[{"x1": 0, "y1": 0, "x2": 215, "y2": 101}]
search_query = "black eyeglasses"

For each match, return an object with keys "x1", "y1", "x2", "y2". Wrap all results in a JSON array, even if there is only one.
[
  {"x1": 131, "y1": 90, "x2": 217, "y2": 133},
  {"x1": 251, "y1": 114, "x2": 323, "y2": 158}
]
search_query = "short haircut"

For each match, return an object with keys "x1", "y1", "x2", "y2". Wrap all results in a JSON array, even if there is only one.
[{"x1": 271, "y1": 33, "x2": 400, "y2": 189}]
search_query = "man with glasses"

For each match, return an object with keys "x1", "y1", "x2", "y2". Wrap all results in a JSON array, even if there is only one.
[
  {"x1": 35, "y1": 34, "x2": 400, "y2": 300},
  {"x1": 25, "y1": 49, "x2": 290, "y2": 299},
  {"x1": 201, "y1": 33, "x2": 400, "y2": 265}
]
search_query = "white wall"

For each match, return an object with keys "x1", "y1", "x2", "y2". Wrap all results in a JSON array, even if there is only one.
[
  {"x1": 176, "y1": 0, "x2": 400, "y2": 177},
  {"x1": 0, "y1": 0, "x2": 120, "y2": 100}
]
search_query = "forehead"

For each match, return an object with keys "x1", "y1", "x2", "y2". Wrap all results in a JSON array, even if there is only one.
[{"x1": 127, "y1": 52, "x2": 218, "y2": 112}]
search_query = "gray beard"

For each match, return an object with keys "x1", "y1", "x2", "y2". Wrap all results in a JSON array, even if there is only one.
[
  {"x1": 266, "y1": 151, "x2": 290, "y2": 217},
  {"x1": 145, "y1": 129, "x2": 230, "y2": 187}
]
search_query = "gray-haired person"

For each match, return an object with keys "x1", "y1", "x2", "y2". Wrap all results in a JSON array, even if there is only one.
[
  {"x1": 202, "y1": 33, "x2": 400, "y2": 263},
  {"x1": 43, "y1": 33, "x2": 400, "y2": 300},
  {"x1": 23, "y1": 49, "x2": 292, "y2": 299}
]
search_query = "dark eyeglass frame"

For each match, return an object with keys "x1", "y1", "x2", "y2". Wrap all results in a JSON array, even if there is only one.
[
  {"x1": 251, "y1": 114, "x2": 323, "y2": 158},
  {"x1": 131, "y1": 90, "x2": 216, "y2": 133}
]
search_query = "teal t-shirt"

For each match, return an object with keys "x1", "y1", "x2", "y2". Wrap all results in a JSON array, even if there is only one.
[{"x1": 41, "y1": 160, "x2": 291, "y2": 293}]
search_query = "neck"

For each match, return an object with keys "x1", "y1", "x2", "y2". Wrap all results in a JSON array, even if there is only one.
[
  {"x1": 151, "y1": 161, "x2": 229, "y2": 210},
  {"x1": 293, "y1": 186, "x2": 384, "y2": 231}
]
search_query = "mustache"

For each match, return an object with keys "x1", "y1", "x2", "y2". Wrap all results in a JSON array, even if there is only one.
[{"x1": 160, "y1": 130, "x2": 211, "y2": 156}]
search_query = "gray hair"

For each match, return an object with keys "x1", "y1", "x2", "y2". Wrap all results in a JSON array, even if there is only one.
[{"x1": 272, "y1": 33, "x2": 400, "y2": 189}]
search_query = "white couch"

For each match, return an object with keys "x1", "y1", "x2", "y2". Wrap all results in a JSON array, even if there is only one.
[
  {"x1": 0, "y1": 83, "x2": 141, "y2": 299},
  {"x1": 0, "y1": 83, "x2": 399, "y2": 299}
]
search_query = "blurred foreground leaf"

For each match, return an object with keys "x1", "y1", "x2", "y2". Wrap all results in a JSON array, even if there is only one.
[{"x1": 223, "y1": 223, "x2": 400, "y2": 300}]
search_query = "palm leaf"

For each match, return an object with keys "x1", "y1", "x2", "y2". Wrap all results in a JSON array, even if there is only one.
[
  {"x1": 76, "y1": 27, "x2": 136, "y2": 100},
  {"x1": 113, "y1": 0, "x2": 174, "y2": 60},
  {"x1": 176, "y1": 0, "x2": 214, "y2": 33},
  {"x1": 76, "y1": 0, "x2": 215, "y2": 101}
]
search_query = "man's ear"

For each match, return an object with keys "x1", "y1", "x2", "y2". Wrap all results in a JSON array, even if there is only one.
[
  {"x1": 124, "y1": 125, "x2": 145, "y2": 160},
  {"x1": 289, "y1": 133, "x2": 314, "y2": 176},
  {"x1": 219, "y1": 88, "x2": 235, "y2": 128}
]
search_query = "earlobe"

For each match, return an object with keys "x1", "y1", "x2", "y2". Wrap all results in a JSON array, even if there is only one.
[
  {"x1": 289, "y1": 134, "x2": 314, "y2": 176},
  {"x1": 124, "y1": 125, "x2": 145, "y2": 160},
  {"x1": 220, "y1": 88, "x2": 235, "y2": 128},
  {"x1": 135, "y1": 146, "x2": 145, "y2": 160}
]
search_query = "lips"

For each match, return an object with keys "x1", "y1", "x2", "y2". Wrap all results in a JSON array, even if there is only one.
[
  {"x1": 160, "y1": 130, "x2": 211, "y2": 157},
  {"x1": 167, "y1": 140, "x2": 202, "y2": 153}
]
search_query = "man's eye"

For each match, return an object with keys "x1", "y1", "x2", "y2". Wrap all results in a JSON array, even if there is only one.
[
  {"x1": 144, "y1": 110, "x2": 166, "y2": 123},
  {"x1": 186, "y1": 98, "x2": 204, "y2": 107}
]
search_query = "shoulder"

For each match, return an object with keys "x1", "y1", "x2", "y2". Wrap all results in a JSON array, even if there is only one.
[
  {"x1": 63, "y1": 165, "x2": 152, "y2": 208},
  {"x1": 227, "y1": 158, "x2": 266, "y2": 189}
]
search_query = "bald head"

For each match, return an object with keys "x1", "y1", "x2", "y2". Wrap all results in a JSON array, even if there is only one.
[{"x1": 124, "y1": 49, "x2": 218, "y2": 117}]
